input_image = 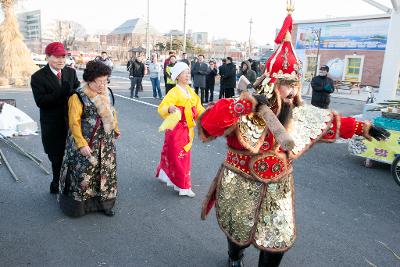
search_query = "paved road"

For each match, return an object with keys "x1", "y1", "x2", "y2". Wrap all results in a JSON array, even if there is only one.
[{"x1": 0, "y1": 77, "x2": 399, "y2": 267}]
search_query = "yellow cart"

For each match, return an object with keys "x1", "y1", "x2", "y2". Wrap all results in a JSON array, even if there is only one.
[{"x1": 349, "y1": 123, "x2": 400, "y2": 186}]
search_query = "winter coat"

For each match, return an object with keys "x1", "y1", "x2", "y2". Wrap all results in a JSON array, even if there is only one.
[
  {"x1": 180, "y1": 58, "x2": 190, "y2": 66},
  {"x1": 192, "y1": 62, "x2": 209, "y2": 88},
  {"x1": 95, "y1": 57, "x2": 113, "y2": 70},
  {"x1": 31, "y1": 64, "x2": 80, "y2": 155},
  {"x1": 220, "y1": 62, "x2": 236, "y2": 89},
  {"x1": 239, "y1": 61, "x2": 257, "y2": 85},
  {"x1": 311, "y1": 75, "x2": 335, "y2": 109},
  {"x1": 149, "y1": 62, "x2": 162, "y2": 79},
  {"x1": 206, "y1": 67, "x2": 218, "y2": 88},
  {"x1": 128, "y1": 60, "x2": 145, "y2": 78}
]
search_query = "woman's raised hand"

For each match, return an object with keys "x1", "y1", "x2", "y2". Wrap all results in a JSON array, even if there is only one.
[{"x1": 80, "y1": 146, "x2": 92, "y2": 157}]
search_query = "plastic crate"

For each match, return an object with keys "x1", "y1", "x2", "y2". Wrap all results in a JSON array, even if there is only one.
[
  {"x1": 373, "y1": 116, "x2": 400, "y2": 132},
  {"x1": 382, "y1": 111, "x2": 400, "y2": 120}
]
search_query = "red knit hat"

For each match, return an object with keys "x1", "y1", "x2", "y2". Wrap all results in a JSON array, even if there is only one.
[
  {"x1": 45, "y1": 42, "x2": 67, "y2": 57},
  {"x1": 264, "y1": 2, "x2": 302, "y2": 86}
]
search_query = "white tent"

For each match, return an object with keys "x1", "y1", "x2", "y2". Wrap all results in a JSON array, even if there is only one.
[{"x1": 0, "y1": 102, "x2": 38, "y2": 137}]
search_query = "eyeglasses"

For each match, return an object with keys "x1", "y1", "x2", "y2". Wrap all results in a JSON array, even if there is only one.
[{"x1": 93, "y1": 80, "x2": 108, "y2": 87}]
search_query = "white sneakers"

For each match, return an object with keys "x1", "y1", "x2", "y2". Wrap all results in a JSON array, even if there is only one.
[{"x1": 179, "y1": 189, "x2": 196, "y2": 197}]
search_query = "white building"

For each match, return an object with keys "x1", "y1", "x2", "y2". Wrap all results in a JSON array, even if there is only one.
[{"x1": 17, "y1": 10, "x2": 42, "y2": 54}]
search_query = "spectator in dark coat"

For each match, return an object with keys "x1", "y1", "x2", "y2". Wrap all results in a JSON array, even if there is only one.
[
  {"x1": 311, "y1": 65, "x2": 335, "y2": 109},
  {"x1": 191, "y1": 57, "x2": 198, "y2": 83},
  {"x1": 251, "y1": 60, "x2": 261, "y2": 76},
  {"x1": 180, "y1": 52, "x2": 190, "y2": 66},
  {"x1": 218, "y1": 59, "x2": 227, "y2": 99},
  {"x1": 128, "y1": 55, "x2": 145, "y2": 98},
  {"x1": 31, "y1": 42, "x2": 80, "y2": 194},
  {"x1": 163, "y1": 51, "x2": 175, "y2": 88},
  {"x1": 220, "y1": 57, "x2": 236, "y2": 98},
  {"x1": 206, "y1": 60, "x2": 218, "y2": 103},
  {"x1": 192, "y1": 55, "x2": 209, "y2": 103},
  {"x1": 238, "y1": 60, "x2": 257, "y2": 94}
]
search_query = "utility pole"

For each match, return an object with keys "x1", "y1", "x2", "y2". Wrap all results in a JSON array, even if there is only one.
[
  {"x1": 170, "y1": 32, "x2": 173, "y2": 51},
  {"x1": 183, "y1": 0, "x2": 187, "y2": 52},
  {"x1": 249, "y1": 18, "x2": 253, "y2": 58},
  {"x1": 312, "y1": 28, "x2": 322, "y2": 78},
  {"x1": 146, "y1": 0, "x2": 150, "y2": 59}
]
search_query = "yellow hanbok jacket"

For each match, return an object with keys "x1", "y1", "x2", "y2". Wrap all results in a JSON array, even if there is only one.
[{"x1": 158, "y1": 85, "x2": 205, "y2": 151}]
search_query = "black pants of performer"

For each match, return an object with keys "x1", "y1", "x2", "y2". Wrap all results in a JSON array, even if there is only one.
[
  {"x1": 195, "y1": 87, "x2": 206, "y2": 103},
  {"x1": 224, "y1": 87, "x2": 235, "y2": 98},
  {"x1": 228, "y1": 238, "x2": 284, "y2": 267},
  {"x1": 48, "y1": 153, "x2": 64, "y2": 186},
  {"x1": 219, "y1": 87, "x2": 225, "y2": 99},
  {"x1": 165, "y1": 84, "x2": 175, "y2": 95},
  {"x1": 206, "y1": 85, "x2": 214, "y2": 102}
]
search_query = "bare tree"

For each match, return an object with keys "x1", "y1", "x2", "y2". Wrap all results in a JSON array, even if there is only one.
[{"x1": 51, "y1": 20, "x2": 86, "y2": 50}]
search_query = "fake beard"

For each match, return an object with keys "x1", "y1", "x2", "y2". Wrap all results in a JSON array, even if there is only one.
[{"x1": 278, "y1": 102, "x2": 293, "y2": 129}]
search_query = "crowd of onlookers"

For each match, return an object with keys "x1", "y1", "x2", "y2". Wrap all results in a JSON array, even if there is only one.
[{"x1": 126, "y1": 51, "x2": 265, "y2": 104}]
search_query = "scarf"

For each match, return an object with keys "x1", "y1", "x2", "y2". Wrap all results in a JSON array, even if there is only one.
[{"x1": 83, "y1": 85, "x2": 115, "y2": 134}]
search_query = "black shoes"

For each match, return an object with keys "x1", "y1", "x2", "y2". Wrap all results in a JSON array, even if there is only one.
[
  {"x1": 103, "y1": 209, "x2": 115, "y2": 217},
  {"x1": 228, "y1": 256, "x2": 244, "y2": 267},
  {"x1": 50, "y1": 182, "x2": 59, "y2": 194}
]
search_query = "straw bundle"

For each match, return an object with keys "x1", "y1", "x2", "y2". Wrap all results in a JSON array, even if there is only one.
[{"x1": 0, "y1": 0, "x2": 38, "y2": 86}]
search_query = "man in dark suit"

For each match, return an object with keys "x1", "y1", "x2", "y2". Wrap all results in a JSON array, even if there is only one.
[
  {"x1": 221, "y1": 57, "x2": 236, "y2": 98},
  {"x1": 31, "y1": 42, "x2": 80, "y2": 194},
  {"x1": 218, "y1": 58, "x2": 227, "y2": 99}
]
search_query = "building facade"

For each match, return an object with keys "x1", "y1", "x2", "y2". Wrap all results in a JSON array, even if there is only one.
[
  {"x1": 192, "y1": 32, "x2": 208, "y2": 46},
  {"x1": 106, "y1": 18, "x2": 164, "y2": 62},
  {"x1": 17, "y1": 10, "x2": 42, "y2": 54},
  {"x1": 293, "y1": 14, "x2": 390, "y2": 87}
]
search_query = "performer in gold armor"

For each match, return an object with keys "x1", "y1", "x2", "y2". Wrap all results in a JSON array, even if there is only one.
[{"x1": 198, "y1": 2, "x2": 390, "y2": 266}]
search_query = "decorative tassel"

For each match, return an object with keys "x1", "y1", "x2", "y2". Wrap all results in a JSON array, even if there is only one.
[{"x1": 274, "y1": 15, "x2": 293, "y2": 44}]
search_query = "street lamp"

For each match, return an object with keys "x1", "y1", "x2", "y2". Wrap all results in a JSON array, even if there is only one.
[{"x1": 311, "y1": 27, "x2": 321, "y2": 77}]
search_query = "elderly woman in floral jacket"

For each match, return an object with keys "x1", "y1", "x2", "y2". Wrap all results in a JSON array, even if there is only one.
[{"x1": 59, "y1": 61, "x2": 120, "y2": 217}]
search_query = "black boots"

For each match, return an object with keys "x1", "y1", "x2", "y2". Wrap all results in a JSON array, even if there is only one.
[
  {"x1": 103, "y1": 209, "x2": 115, "y2": 217},
  {"x1": 258, "y1": 250, "x2": 284, "y2": 267},
  {"x1": 228, "y1": 255, "x2": 244, "y2": 267},
  {"x1": 227, "y1": 238, "x2": 284, "y2": 267},
  {"x1": 227, "y1": 238, "x2": 247, "y2": 267},
  {"x1": 49, "y1": 181, "x2": 59, "y2": 194}
]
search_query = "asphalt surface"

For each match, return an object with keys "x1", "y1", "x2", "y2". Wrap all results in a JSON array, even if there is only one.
[{"x1": 0, "y1": 73, "x2": 399, "y2": 267}]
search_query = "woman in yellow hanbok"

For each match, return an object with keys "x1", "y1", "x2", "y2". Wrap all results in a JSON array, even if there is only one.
[{"x1": 156, "y1": 62, "x2": 205, "y2": 197}]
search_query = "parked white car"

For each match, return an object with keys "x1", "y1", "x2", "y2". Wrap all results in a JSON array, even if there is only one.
[
  {"x1": 65, "y1": 55, "x2": 76, "y2": 69},
  {"x1": 31, "y1": 54, "x2": 47, "y2": 68}
]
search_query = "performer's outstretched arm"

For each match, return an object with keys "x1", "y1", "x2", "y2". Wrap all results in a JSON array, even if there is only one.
[
  {"x1": 321, "y1": 113, "x2": 390, "y2": 142},
  {"x1": 199, "y1": 92, "x2": 256, "y2": 138}
]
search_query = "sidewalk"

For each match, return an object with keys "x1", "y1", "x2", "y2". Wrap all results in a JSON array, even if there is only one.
[
  {"x1": 301, "y1": 84, "x2": 369, "y2": 101},
  {"x1": 302, "y1": 85, "x2": 400, "y2": 102}
]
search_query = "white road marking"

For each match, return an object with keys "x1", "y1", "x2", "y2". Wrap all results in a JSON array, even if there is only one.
[
  {"x1": 111, "y1": 76, "x2": 152, "y2": 85},
  {"x1": 114, "y1": 93, "x2": 158, "y2": 108}
]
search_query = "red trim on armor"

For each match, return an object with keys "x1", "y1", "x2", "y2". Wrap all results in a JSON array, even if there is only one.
[
  {"x1": 225, "y1": 150, "x2": 289, "y2": 182},
  {"x1": 228, "y1": 99, "x2": 253, "y2": 118},
  {"x1": 354, "y1": 121, "x2": 364, "y2": 136}
]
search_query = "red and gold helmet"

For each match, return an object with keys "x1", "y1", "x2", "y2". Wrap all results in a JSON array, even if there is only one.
[{"x1": 261, "y1": 1, "x2": 303, "y2": 98}]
